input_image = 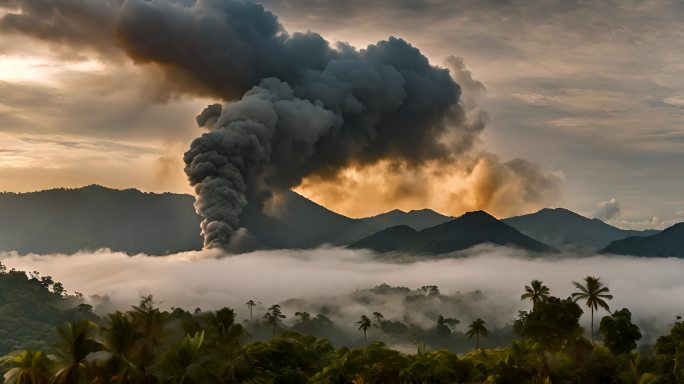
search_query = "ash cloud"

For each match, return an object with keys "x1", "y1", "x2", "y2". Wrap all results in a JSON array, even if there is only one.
[
  {"x1": 2, "y1": 0, "x2": 560, "y2": 247},
  {"x1": 1, "y1": 247, "x2": 683, "y2": 343}
]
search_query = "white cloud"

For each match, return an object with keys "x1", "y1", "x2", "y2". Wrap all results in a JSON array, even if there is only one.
[
  {"x1": 594, "y1": 198, "x2": 621, "y2": 221},
  {"x1": 2, "y1": 246, "x2": 683, "y2": 341}
]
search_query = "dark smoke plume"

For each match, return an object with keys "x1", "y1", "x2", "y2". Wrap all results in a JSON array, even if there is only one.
[{"x1": 1, "y1": 0, "x2": 557, "y2": 248}]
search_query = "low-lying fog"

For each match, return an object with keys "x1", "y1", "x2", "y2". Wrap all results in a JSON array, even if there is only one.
[{"x1": 2, "y1": 246, "x2": 682, "y2": 343}]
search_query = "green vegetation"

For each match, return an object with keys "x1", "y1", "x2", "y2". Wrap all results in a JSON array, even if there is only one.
[
  {"x1": 4, "y1": 267, "x2": 684, "y2": 383},
  {"x1": 0, "y1": 262, "x2": 96, "y2": 355}
]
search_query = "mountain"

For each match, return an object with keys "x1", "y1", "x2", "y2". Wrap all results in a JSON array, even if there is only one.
[
  {"x1": 360, "y1": 209, "x2": 452, "y2": 231},
  {"x1": 240, "y1": 191, "x2": 358, "y2": 249},
  {"x1": 600, "y1": 222, "x2": 684, "y2": 257},
  {"x1": 346, "y1": 225, "x2": 419, "y2": 253},
  {"x1": 0, "y1": 186, "x2": 453, "y2": 254},
  {"x1": 350, "y1": 211, "x2": 556, "y2": 254},
  {"x1": 0, "y1": 185, "x2": 203, "y2": 255},
  {"x1": 241, "y1": 193, "x2": 451, "y2": 248},
  {"x1": 503, "y1": 208, "x2": 659, "y2": 251}
]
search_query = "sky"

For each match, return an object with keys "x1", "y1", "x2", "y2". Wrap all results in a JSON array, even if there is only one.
[{"x1": 1, "y1": 0, "x2": 683, "y2": 229}]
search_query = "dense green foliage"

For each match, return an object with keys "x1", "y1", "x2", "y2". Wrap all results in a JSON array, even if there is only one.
[
  {"x1": 0, "y1": 262, "x2": 96, "y2": 355},
  {"x1": 4, "y1": 270, "x2": 684, "y2": 383}
]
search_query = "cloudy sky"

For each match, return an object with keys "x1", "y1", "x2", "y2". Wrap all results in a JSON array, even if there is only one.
[{"x1": 1, "y1": 0, "x2": 683, "y2": 229}]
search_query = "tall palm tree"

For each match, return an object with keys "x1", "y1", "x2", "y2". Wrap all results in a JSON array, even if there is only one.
[
  {"x1": 245, "y1": 300, "x2": 260, "y2": 322},
  {"x1": 466, "y1": 318, "x2": 489, "y2": 350},
  {"x1": 521, "y1": 279, "x2": 550, "y2": 306},
  {"x1": 572, "y1": 276, "x2": 613, "y2": 343},
  {"x1": 357, "y1": 315, "x2": 372, "y2": 345}
]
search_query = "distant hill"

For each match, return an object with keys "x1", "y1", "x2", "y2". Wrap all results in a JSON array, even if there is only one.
[
  {"x1": 0, "y1": 186, "x2": 453, "y2": 254},
  {"x1": 600, "y1": 222, "x2": 684, "y2": 257},
  {"x1": 347, "y1": 225, "x2": 419, "y2": 253},
  {"x1": 0, "y1": 185, "x2": 203, "y2": 255},
  {"x1": 360, "y1": 209, "x2": 452, "y2": 231},
  {"x1": 350, "y1": 211, "x2": 556, "y2": 254},
  {"x1": 242, "y1": 192, "x2": 451, "y2": 248},
  {"x1": 503, "y1": 208, "x2": 659, "y2": 251}
]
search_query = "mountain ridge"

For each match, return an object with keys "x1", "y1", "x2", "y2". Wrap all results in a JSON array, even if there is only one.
[
  {"x1": 600, "y1": 222, "x2": 684, "y2": 257},
  {"x1": 0, "y1": 185, "x2": 666, "y2": 255},
  {"x1": 349, "y1": 210, "x2": 557, "y2": 255},
  {"x1": 503, "y1": 207, "x2": 659, "y2": 251}
]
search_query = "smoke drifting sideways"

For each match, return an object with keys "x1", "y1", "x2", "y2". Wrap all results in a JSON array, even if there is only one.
[
  {"x1": 1, "y1": 0, "x2": 561, "y2": 248},
  {"x1": 2, "y1": 247, "x2": 684, "y2": 343}
]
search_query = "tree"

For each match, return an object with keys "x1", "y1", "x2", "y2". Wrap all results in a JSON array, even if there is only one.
[
  {"x1": 0, "y1": 350, "x2": 52, "y2": 384},
  {"x1": 295, "y1": 311, "x2": 311, "y2": 323},
  {"x1": 98, "y1": 311, "x2": 138, "y2": 382},
  {"x1": 572, "y1": 276, "x2": 613, "y2": 343},
  {"x1": 204, "y1": 308, "x2": 247, "y2": 382},
  {"x1": 372, "y1": 312, "x2": 384, "y2": 326},
  {"x1": 357, "y1": 315, "x2": 372, "y2": 345},
  {"x1": 436, "y1": 315, "x2": 460, "y2": 337},
  {"x1": 150, "y1": 331, "x2": 210, "y2": 383},
  {"x1": 466, "y1": 318, "x2": 489, "y2": 350},
  {"x1": 264, "y1": 304, "x2": 286, "y2": 336},
  {"x1": 514, "y1": 296, "x2": 584, "y2": 352},
  {"x1": 51, "y1": 320, "x2": 101, "y2": 384},
  {"x1": 521, "y1": 279, "x2": 550, "y2": 306},
  {"x1": 245, "y1": 300, "x2": 260, "y2": 322},
  {"x1": 128, "y1": 295, "x2": 167, "y2": 378},
  {"x1": 599, "y1": 308, "x2": 642, "y2": 355},
  {"x1": 420, "y1": 285, "x2": 440, "y2": 296}
]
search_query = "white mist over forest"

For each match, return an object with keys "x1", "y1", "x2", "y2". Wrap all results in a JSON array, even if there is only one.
[{"x1": 1, "y1": 246, "x2": 682, "y2": 342}]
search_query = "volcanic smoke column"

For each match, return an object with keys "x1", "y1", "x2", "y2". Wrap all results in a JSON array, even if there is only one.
[
  {"x1": 183, "y1": 80, "x2": 337, "y2": 249},
  {"x1": 182, "y1": 35, "x2": 469, "y2": 250}
]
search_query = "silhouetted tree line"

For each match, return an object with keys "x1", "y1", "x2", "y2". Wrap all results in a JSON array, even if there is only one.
[{"x1": 2, "y1": 262, "x2": 684, "y2": 383}]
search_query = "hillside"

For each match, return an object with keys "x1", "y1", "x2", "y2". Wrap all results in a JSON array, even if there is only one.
[
  {"x1": 350, "y1": 211, "x2": 556, "y2": 254},
  {"x1": 360, "y1": 209, "x2": 452, "y2": 231},
  {"x1": 0, "y1": 186, "x2": 453, "y2": 254},
  {"x1": 600, "y1": 222, "x2": 684, "y2": 257},
  {"x1": 0, "y1": 185, "x2": 203, "y2": 255},
  {"x1": 347, "y1": 225, "x2": 419, "y2": 253},
  {"x1": 0, "y1": 262, "x2": 97, "y2": 354},
  {"x1": 503, "y1": 208, "x2": 659, "y2": 251}
]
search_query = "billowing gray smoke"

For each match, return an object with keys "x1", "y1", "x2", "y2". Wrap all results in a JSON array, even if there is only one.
[
  {"x1": 0, "y1": 0, "x2": 529, "y2": 248},
  {"x1": 122, "y1": 1, "x2": 469, "y2": 247},
  {"x1": 181, "y1": 33, "x2": 468, "y2": 247}
]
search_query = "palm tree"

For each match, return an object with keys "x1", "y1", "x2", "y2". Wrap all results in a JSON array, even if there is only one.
[
  {"x1": 466, "y1": 318, "x2": 489, "y2": 350},
  {"x1": 572, "y1": 276, "x2": 613, "y2": 343},
  {"x1": 521, "y1": 279, "x2": 550, "y2": 306},
  {"x1": 52, "y1": 320, "x2": 102, "y2": 384},
  {"x1": 204, "y1": 308, "x2": 247, "y2": 382},
  {"x1": 0, "y1": 350, "x2": 52, "y2": 384},
  {"x1": 372, "y1": 312, "x2": 384, "y2": 326},
  {"x1": 245, "y1": 299, "x2": 260, "y2": 322},
  {"x1": 263, "y1": 304, "x2": 286, "y2": 336},
  {"x1": 128, "y1": 295, "x2": 166, "y2": 379},
  {"x1": 150, "y1": 331, "x2": 209, "y2": 383},
  {"x1": 357, "y1": 315, "x2": 372, "y2": 345},
  {"x1": 98, "y1": 311, "x2": 138, "y2": 382}
]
